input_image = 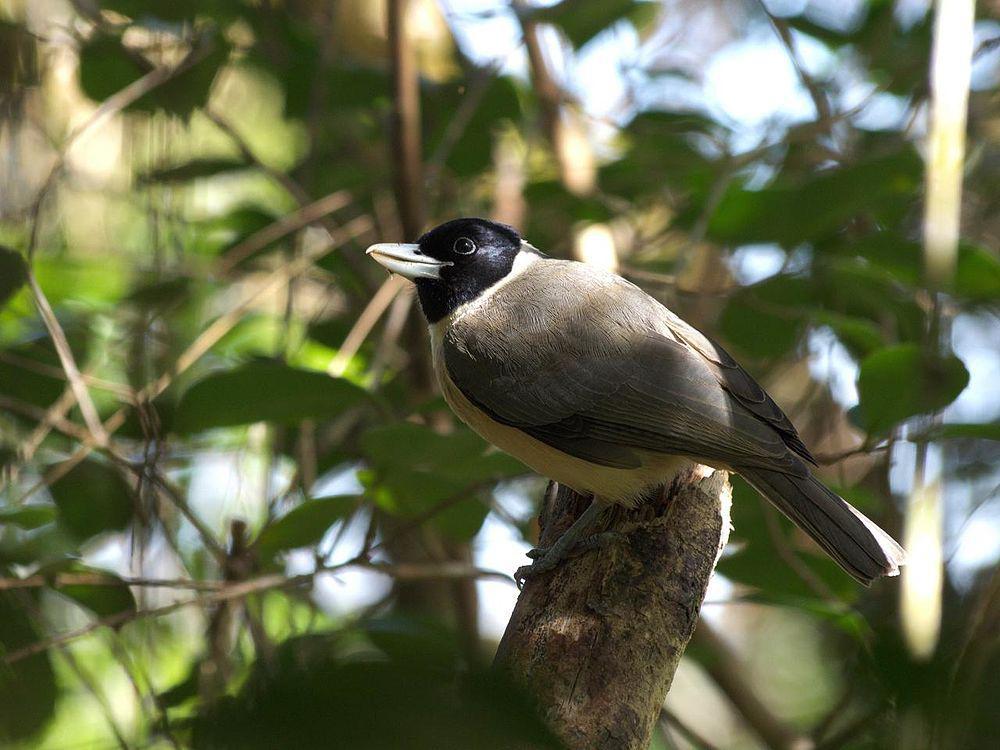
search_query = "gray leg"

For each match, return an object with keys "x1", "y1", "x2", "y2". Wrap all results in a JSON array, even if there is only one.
[{"x1": 514, "y1": 497, "x2": 609, "y2": 588}]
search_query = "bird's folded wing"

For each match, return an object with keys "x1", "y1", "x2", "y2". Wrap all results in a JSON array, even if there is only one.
[{"x1": 443, "y1": 311, "x2": 807, "y2": 475}]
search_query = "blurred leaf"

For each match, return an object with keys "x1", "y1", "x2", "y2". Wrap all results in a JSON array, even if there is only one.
[
  {"x1": 815, "y1": 257, "x2": 925, "y2": 344},
  {"x1": 719, "y1": 275, "x2": 812, "y2": 358},
  {"x1": 48, "y1": 458, "x2": 135, "y2": 541},
  {"x1": 158, "y1": 663, "x2": 201, "y2": 708},
  {"x1": 361, "y1": 424, "x2": 524, "y2": 538},
  {"x1": 43, "y1": 561, "x2": 136, "y2": 620},
  {"x1": 126, "y1": 277, "x2": 193, "y2": 311},
  {"x1": 138, "y1": 157, "x2": 247, "y2": 183},
  {"x1": 433, "y1": 497, "x2": 492, "y2": 542},
  {"x1": 426, "y1": 76, "x2": 523, "y2": 177},
  {"x1": 78, "y1": 30, "x2": 227, "y2": 118},
  {"x1": 703, "y1": 151, "x2": 922, "y2": 246},
  {"x1": 857, "y1": 344, "x2": 970, "y2": 434},
  {"x1": 254, "y1": 495, "x2": 358, "y2": 562},
  {"x1": 149, "y1": 30, "x2": 229, "y2": 118},
  {"x1": 0, "y1": 333, "x2": 88, "y2": 412},
  {"x1": 0, "y1": 591, "x2": 58, "y2": 743},
  {"x1": 0, "y1": 246, "x2": 28, "y2": 310},
  {"x1": 174, "y1": 361, "x2": 369, "y2": 433},
  {"x1": 0, "y1": 506, "x2": 57, "y2": 530},
  {"x1": 0, "y1": 20, "x2": 37, "y2": 91},
  {"x1": 190, "y1": 623, "x2": 561, "y2": 750},
  {"x1": 536, "y1": 0, "x2": 655, "y2": 49},
  {"x1": 78, "y1": 36, "x2": 145, "y2": 104},
  {"x1": 955, "y1": 245, "x2": 1000, "y2": 303},
  {"x1": 930, "y1": 422, "x2": 1000, "y2": 441},
  {"x1": 814, "y1": 311, "x2": 884, "y2": 358}
]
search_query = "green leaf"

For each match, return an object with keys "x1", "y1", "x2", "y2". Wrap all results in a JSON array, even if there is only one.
[
  {"x1": 48, "y1": 458, "x2": 135, "y2": 540},
  {"x1": 425, "y1": 76, "x2": 523, "y2": 178},
  {"x1": 704, "y1": 151, "x2": 922, "y2": 246},
  {"x1": 44, "y1": 562, "x2": 137, "y2": 620},
  {"x1": 78, "y1": 30, "x2": 227, "y2": 118},
  {"x1": 361, "y1": 424, "x2": 524, "y2": 538},
  {"x1": 931, "y1": 422, "x2": 1000, "y2": 442},
  {"x1": 0, "y1": 506, "x2": 57, "y2": 530},
  {"x1": 174, "y1": 361, "x2": 369, "y2": 434},
  {"x1": 955, "y1": 245, "x2": 1000, "y2": 303},
  {"x1": 255, "y1": 495, "x2": 358, "y2": 562},
  {"x1": 78, "y1": 36, "x2": 145, "y2": 104},
  {"x1": 138, "y1": 157, "x2": 247, "y2": 184},
  {"x1": 814, "y1": 311, "x2": 884, "y2": 358},
  {"x1": 719, "y1": 275, "x2": 811, "y2": 358},
  {"x1": 0, "y1": 591, "x2": 58, "y2": 742},
  {"x1": 0, "y1": 246, "x2": 28, "y2": 310},
  {"x1": 857, "y1": 344, "x2": 970, "y2": 434},
  {"x1": 0, "y1": 335, "x2": 86, "y2": 412},
  {"x1": 535, "y1": 0, "x2": 655, "y2": 49}
]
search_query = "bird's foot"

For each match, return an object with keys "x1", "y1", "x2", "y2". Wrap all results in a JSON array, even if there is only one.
[{"x1": 514, "y1": 532, "x2": 624, "y2": 589}]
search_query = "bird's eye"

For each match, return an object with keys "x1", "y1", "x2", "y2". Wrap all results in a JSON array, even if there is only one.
[{"x1": 453, "y1": 237, "x2": 477, "y2": 256}]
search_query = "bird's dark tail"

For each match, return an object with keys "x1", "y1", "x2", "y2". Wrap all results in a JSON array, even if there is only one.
[{"x1": 739, "y1": 468, "x2": 906, "y2": 586}]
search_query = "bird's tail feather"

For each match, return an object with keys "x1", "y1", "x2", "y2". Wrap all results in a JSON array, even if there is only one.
[{"x1": 740, "y1": 468, "x2": 906, "y2": 586}]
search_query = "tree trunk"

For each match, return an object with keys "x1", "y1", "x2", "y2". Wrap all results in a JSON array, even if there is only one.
[{"x1": 495, "y1": 466, "x2": 732, "y2": 750}]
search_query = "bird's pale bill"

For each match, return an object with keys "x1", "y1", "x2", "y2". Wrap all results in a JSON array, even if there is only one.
[{"x1": 366, "y1": 243, "x2": 452, "y2": 280}]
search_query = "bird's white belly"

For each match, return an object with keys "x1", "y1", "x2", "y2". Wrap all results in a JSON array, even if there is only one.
[{"x1": 430, "y1": 326, "x2": 691, "y2": 506}]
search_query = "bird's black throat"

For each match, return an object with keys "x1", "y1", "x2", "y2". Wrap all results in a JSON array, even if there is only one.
[{"x1": 415, "y1": 260, "x2": 511, "y2": 323}]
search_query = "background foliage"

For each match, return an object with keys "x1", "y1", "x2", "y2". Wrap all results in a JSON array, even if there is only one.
[{"x1": 0, "y1": 0, "x2": 998, "y2": 748}]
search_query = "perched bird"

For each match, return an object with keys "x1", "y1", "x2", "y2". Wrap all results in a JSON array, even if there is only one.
[{"x1": 367, "y1": 218, "x2": 905, "y2": 586}]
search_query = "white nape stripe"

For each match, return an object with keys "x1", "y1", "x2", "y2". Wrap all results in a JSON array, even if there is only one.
[{"x1": 445, "y1": 247, "x2": 540, "y2": 324}]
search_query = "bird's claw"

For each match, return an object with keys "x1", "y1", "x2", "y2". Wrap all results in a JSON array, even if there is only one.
[
  {"x1": 514, "y1": 559, "x2": 555, "y2": 590},
  {"x1": 525, "y1": 546, "x2": 548, "y2": 560}
]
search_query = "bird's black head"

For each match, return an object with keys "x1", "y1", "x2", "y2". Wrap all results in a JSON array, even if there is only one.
[{"x1": 366, "y1": 217, "x2": 525, "y2": 323}]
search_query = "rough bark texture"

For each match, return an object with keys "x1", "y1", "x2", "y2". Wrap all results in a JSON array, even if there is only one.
[{"x1": 495, "y1": 467, "x2": 732, "y2": 750}]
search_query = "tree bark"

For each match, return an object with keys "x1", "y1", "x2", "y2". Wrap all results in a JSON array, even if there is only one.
[{"x1": 495, "y1": 466, "x2": 732, "y2": 750}]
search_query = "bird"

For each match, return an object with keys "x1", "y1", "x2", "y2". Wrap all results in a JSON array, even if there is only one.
[{"x1": 366, "y1": 217, "x2": 905, "y2": 586}]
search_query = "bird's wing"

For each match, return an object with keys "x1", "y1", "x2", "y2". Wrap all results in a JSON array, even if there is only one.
[{"x1": 442, "y1": 260, "x2": 809, "y2": 474}]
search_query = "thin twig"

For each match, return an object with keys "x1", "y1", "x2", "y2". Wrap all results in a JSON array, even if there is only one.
[
  {"x1": 216, "y1": 190, "x2": 353, "y2": 274},
  {"x1": 26, "y1": 270, "x2": 108, "y2": 445},
  {"x1": 327, "y1": 274, "x2": 407, "y2": 377},
  {"x1": 1, "y1": 559, "x2": 510, "y2": 665},
  {"x1": 13, "y1": 215, "x2": 373, "y2": 506},
  {"x1": 203, "y1": 107, "x2": 373, "y2": 286}
]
